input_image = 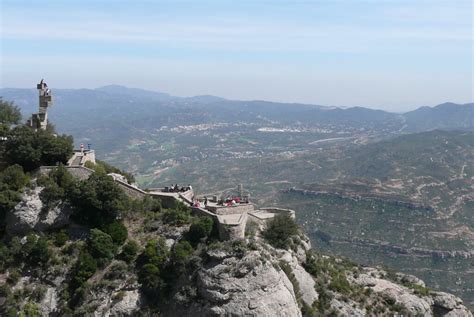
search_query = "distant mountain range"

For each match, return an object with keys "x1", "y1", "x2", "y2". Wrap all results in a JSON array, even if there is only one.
[{"x1": 1, "y1": 86, "x2": 472, "y2": 151}]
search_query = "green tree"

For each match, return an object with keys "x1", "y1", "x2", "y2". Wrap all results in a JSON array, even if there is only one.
[
  {"x1": 0, "y1": 189, "x2": 21, "y2": 227},
  {"x1": 171, "y1": 240, "x2": 193, "y2": 274},
  {"x1": 70, "y1": 251, "x2": 97, "y2": 293},
  {"x1": 4, "y1": 126, "x2": 73, "y2": 171},
  {"x1": 101, "y1": 221, "x2": 128, "y2": 245},
  {"x1": 70, "y1": 172, "x2": 128, "y2": 227},
  {"x1": 89, "y1": 229, "x2": 116, "y2": 263},
  {"x1": 138, "y1": 263, "x2": 162, "y2": 296},
  {"x1": 54, "y1": 230, "x2": 69, "y2": 247},
  {"x1": 19, "y1": 301, "x2": 41, "y2": 317},
  {"x1": 139, "y1": 238, "x2": 168, "y2": 268},
  {"x1": 85, "y1": 160, "x2": 135, "y2": 184},
  {"x1": 48, "y1": 164, "x2": 75, "y2": 193},
  {"x1": 186, "y1": 216, "x2": 213, "y2": 246},
  {"x1": 263, "y1": 213, "x2": 299, "y2": 249},
  {"x1": 162, "y1": 208, "x2": 190, "y2": 226},
  {"x1": 120, "y1": 240, "x2": 139, "y2": 263},
  {"x1": 29, "y1": 236, "x2": 51, "y2": 266},
  {"x1": 0, "y1": 99, "x2": 21, "y2": 126},
  {"x1": 0, "y1": 164, "x2": 29, "y2": 191}
]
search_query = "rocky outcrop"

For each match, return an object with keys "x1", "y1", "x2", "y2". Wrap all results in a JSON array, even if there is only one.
[
  {"x1": 6, "y1": 187, "x2": 72, "y2": 234},
  {"x1": 171, "y1": 248, "x2": 302, "y2": 317},
  {"x1": 432, "y1": 292, "x2": 472, "y2": 317},
  {"x1": 352, "y1": 268, "x2": 473, "y2": 317}
]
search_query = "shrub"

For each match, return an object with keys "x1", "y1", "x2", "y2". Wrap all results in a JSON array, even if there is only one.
[
  {"x1": 70, "y1": 251, "x2": 97, "y2": 292},
  {"x1": 29, "y1": 236, "x2": 51, "y2": 266},
  {"x1": 263, "y1": 213, "x2": 298, "y2": 249},
  {"x1": 0, "y1": 164, "x2": 29, "y2": 191},
  {"x1": 85, "y1": 160, "x2": 135, "y2": 184},
  {"x1": 7, "y1": 268, "x2": 20, "y2": 284},
  {"x1": 105, "y1": 261, "x2": 128, "y2": 280},
  {"x1": 171, "y1": 240, "x2": 193, "y2": 272},
  {"x1": 88, "y1": 229, "x2": 116, "y2": 263},
  {"x1": 49, "y1": 164, "x2": 76, "y2": 193},
  {"x1": 120, "y1": 240, "x2": 139, "y2": 263},
  {"x1": 162, "y1": 208, "x2": 190, "y2": 226},
  {"x1": 0, "y1": 99, "x2": 22, "y2": 126},
  {"x1": 55, "y1": 230, "x2": 69, "y2": 247},
  {"x1": 0, "y1": 189, "x2": 21, "y2": 226},
  {"x1": 20, "y1": 301, "x2": 41, "y2": 317},
  {"x1": 39, "y1": 178, "x2": 64, "y2": 209},
  {"x1": 328, "y1": 273, "x2": 352, "y2": 295},
  {"x1": 138, "y1": 263, "x2": 162, "y2": 296},
  {"x1": 101, "y1": 221, "x2": 128, "y2": 246},
  {"x1": 70, "y1": 172, "x2": 128, "y2": 227},
  {"x1": 139, "y1": 238, "x2": 168, "y2": 268},
  {"x1": 186, "y1": 216, "x2": 213, "y2": 245},
  {"x1": 4, "y1": 126, "x2": 73, "y2": 171}
]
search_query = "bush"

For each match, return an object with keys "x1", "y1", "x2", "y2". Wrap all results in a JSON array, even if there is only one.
[
  {"x1": 139, "y1": 238, "x2": 168, "y2": 268},
  {"x1": 4, "y1": 126, "x2": 73, "y2": 171},
  {"x1": 120, "y1": 240, "x2": 139, "y2": 263},
  {"x1": 0, "y1": 189, "x2": 21, "y2": 226},
  {"x1": 186, "y1": 216, "x2": 213, "y2": 245},
  {"x1": 88, "y1": 229, "x2": 116, "y2": 263},
  {"x1": 138, "y1": 263, "x2": 163, "y2": 296},
  {"x1": 70, "y1": 251, "x2": 97, "y2": 291},
  {"x1": 263, "y1": 213, "x2": 299, "y2": 249},
  {"x1": 101, "y1": 221, "x2": 128, "y2": 246},
  {"x1": 0, "y1": 164, "x2": 29, "y2": 191},
  {"x1": 70, "y1": 172, "x2": 129, "y2": 227},
  {"x1": 39, "y1": 178, "x2": 64, "y2": 209},
  {"x1": 85, "y1": 160, "x2": 135, "y2": 184},
  {"x1": 20, "y1": 301, "x2": 41, "y2": 317},
  {"x1": 328, "y1": 273, "x2": 352, "y2": 295},
  {"x1": 162, "y1": 208, "x2": 190, "y2": 226},
  {"x1": 29, "y1": 236, "x2": 51, "y2": 266},
  {"x1": 49, "y1": 164, "x2": 76, "y2": 193},
  {"x1": 0, "y1": 99, "x2": 22, "y2": 126},
  {"x1": 55, "y1": 230, "x2": 69, "y2": 247},
  {"x1": 7, "y1": 268, "x2": 20, "y2": 284},
  {"x1": 171, "y1": 240, "x2": 193, "y2": 272}
]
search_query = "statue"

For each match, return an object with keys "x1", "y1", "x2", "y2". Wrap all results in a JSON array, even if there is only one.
[{"x1": 27, "y1": 79, "x2": 53, "y2": 130}]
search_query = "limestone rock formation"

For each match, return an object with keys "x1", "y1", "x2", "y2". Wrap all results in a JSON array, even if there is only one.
[
  {"x1": 352, "y1": 267, "x2": 472, "y2": 317},
  {"x1": 6, "y1": 187, "x2": 72, "y2": 234},
  {"x1": 171, "y1": 248, "x2": 302, "y2": 317}
]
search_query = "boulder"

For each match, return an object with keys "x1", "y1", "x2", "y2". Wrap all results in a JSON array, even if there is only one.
[
  {"x1": 432, "y1": 292, "x2": 473, "y2": 317},
  {"x1": 173, "y1": 250, "x2": 302, "y2": 317},
  {"x1": 354, "y1": 270, "x2": 432, "y2": 316},
  {"x1": 6, "y1": 187, "x2": 72, "y2": 234}
]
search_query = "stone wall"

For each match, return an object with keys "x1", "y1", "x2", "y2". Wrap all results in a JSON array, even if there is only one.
[
  {"x1": 248, "y1": 207, "x2": 296, "y2": 230},
  {"x1": 217, "y1": 213, "x2": 248, "y2": 240},
  {"x1": 113, "y1": 180, "x2": 147, "y2": 199},
  {"x1": 206, "y1": 203, "x2": 255, "y2": 215}
]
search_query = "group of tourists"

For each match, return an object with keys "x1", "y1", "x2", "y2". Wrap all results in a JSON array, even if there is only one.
[{"x1": 165, "y1": 184, "x2": 192, "y2": 193}]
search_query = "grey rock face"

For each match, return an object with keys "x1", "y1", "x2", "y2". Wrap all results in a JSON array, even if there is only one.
[
  {"x1": 174, "y1": 250, "x2": 302, "y2": 317},
  {"x1": 6, "y1": 187, "x2": 72, "y2": 234},
  {"x1": 353, "y1": 268, "x2": 473, "y2": 317},
  {"x1": 331, "y1": 298, "x2": 366, "y2": 317},
  {"x1": 432, "y1": 292, "x2": 473, "y2": 317}
]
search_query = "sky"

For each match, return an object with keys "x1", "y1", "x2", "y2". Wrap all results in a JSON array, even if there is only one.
[{"x1": 1, "y1": 0, "x2": 472, "y2": 112}]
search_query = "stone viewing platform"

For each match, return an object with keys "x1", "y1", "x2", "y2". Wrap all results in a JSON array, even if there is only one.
[{"x1": 67, "y1": 149, "x2": 96, "y2": 167}]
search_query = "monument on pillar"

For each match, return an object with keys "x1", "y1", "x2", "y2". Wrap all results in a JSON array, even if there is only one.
[{"x1": 27, "y1": 79, "x2": 53, "y2": 131}]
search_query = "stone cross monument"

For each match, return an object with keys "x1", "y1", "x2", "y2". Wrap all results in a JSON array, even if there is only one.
[{"x1": 27, "y1": 79, "x2": 53, "y2": 130}]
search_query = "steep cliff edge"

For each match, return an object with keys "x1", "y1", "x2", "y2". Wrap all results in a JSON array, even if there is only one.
[{"x1": 1, "y1": 185, "x2": 471, "y2": 316}]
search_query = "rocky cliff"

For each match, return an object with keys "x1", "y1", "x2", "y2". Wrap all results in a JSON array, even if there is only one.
[{"x1": 1, "y1": 184, "x2": 472, "y2": 317}]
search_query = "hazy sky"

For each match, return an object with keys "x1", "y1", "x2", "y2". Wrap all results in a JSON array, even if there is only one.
[{"x1": 1, "y1": 0, "x2": 472, "y2": 111}]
